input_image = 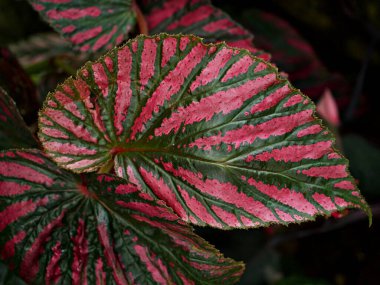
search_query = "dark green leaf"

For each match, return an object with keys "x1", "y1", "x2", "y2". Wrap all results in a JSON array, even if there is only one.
[
  {"x1": 28, "y1": 0, "x2": 136, "y2": 52},
  {"x1": 0, "y1": 88, "x2": 38, "y2": 150}
]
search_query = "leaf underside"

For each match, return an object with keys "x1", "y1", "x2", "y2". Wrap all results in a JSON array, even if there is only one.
[
  {"x1": 38, "y1": 34, "x2": 370, "y2": 229},
  {"x1": 0, "y1": 88, "x2": 38, "y2": 150},
  {"x1": 28, "y1": 0, "x2": 136, "y2": 52},
  {"x1": 0, "y1": 149, "x2": 243, "y2": 284},
  {"x1": 142, "y1": 0, "x2": 270, "y2": 60}
]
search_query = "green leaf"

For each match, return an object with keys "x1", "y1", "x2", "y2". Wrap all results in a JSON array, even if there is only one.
[
  {"x1": 28, "y1": 0, "x2": 136, "y2": 52},
  {"x1": 343, "y1": 134, "x2": 380, "y2": 197},
  {"x1": 0, "y1": 149, "x2": 243, "y2": 284},
  {"x1": 0, "y1": 87, "x2": 38, "y2": 150},
  {"x1": 142, "y1": 0, "x2": 270, "y2": 60},
  {"x1": 38, "y1": 34, "x2": 370, "y2": 229}
]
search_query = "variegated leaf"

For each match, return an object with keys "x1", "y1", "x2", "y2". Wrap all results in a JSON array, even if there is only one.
[
  {"x1": 28, "y1": 0, "x2": 136, "y2": 52},
  {"x1": 38, "y1": 34, "x2": 370, "y2": 229},
  {"x1": 0, "y1": 88, "x2": 38, "y2": 150},
  {"x1": 142, "y1": 0, "x2": 270, "y2": 60},
  {"x1": 0, "y1": 149, "x2": 243, "y2": 284},
  {"x1": 10, "y1": 33, "x2": 75, "y2": 67}
]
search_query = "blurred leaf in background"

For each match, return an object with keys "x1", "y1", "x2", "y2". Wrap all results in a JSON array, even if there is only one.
[
  {"x1": 239, "y1": 9, "x2": 351, "y2": 110},
  {"x1": 10, "y1": 33, "x2": 90, "y2": 103},
  {"x1": 343, "y1": 134, "x2": 380, "y2": 198}
]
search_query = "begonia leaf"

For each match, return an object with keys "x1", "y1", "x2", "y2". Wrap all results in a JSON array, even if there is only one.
[
  {"x1": 38, "y1": 34, "x2": 370, "y2": 229},
  {"x1": 28, "y1": 0, "x2": 136, "y2": 52},
  {"x1": 0, "y1": 149, "x2": 243, "y2": 284},
  {"x1": 142, "y1": 0, "x2": 270, "y2": 60}
]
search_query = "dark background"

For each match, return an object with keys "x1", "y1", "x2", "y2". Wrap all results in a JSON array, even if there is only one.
[{"x1": 1, "y1": 0, "x2": 379, "y2": 284}]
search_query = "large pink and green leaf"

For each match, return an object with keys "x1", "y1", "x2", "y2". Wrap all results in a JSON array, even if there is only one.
[
  {"x1": 0, "y1": 88, "x2": 38, "y2": 150},
  {"x1": 142, "y1": 0, "x2": 270, "y2": 60},
  {"x1": 38, "y1": 34, "x2": 370, "y2": 229},
  {"x1": 28, "y1": 0, "x2": 136, "y2": 52},
  {"x1": 0, "y1": 149, "x2": 243, "y2": 284}
]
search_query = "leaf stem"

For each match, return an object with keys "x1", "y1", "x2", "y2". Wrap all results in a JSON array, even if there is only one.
[
  {"x1": 132, "y1": 0, "x2": 148, "y2": 35},
  {"x1": 98, "y1": 159, "x2": 114, "y2": 174}
]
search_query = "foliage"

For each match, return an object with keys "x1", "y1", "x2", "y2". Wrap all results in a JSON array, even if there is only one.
[{"x1": 0, "y1": 0, "x2": 372, "y2": 284}]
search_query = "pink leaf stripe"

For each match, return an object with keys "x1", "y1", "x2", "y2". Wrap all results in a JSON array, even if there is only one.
[
  {"x1": 142, "y1": 0, "x2": 270, "y2": 60},
  {"x1": 0, "y1": 88, "x2": 38, "y2": 150},
  {"x1": 39, "y1": 34, "x2": 370, "y2": 229},
  {"x1": 0, "y1": 149, "x2": 243, "y2": 284},
  {"x1": 28, "y1": 0, "x2": 136, "y2": 52}
]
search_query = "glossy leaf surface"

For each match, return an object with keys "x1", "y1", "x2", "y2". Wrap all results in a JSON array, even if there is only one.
[
  {"x1": 0, "y1": 88, "x2": 38, "y2": 150},
  {"x1": 0, "y1": 149, "x2": 243, "y2": 284},
  {"x1": 39, "y1": 34, "x2": 370, "y2": 229},
  {"x1": 28, "y1": 0, "x2": 136, "y2": 52},
  {"x1": 142, "y1": 0, "x2": 270, "y2": 60}
]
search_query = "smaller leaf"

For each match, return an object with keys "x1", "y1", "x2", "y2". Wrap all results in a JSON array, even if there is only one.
[
  {"x1": 142, "y1": 0, "x2": 270, "y2": 59},
  {"x1": 28, "y1": 0, "x2": 136, "y2": 52},
  {"x1": 0, "y1": 150, "x2": 244, "y2": 284},
  {"x1": 0, "y1": 88, "x2": 38, "y2": 150}
]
